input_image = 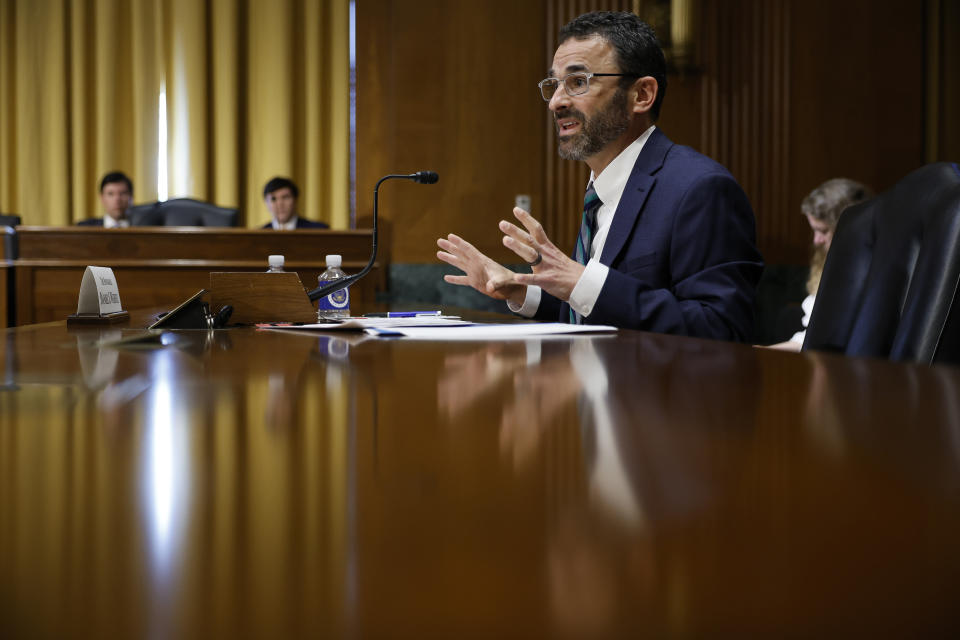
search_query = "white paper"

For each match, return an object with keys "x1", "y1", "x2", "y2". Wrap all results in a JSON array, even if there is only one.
[
  {"x1": 262, "y1": 316, "x2": 472, "y2": 331},
  {"x1": 76, "y1": 266, "x2": 123, "y2": 314},
  {"x1": 364, "y1": 322, "x2": 618, "y2": 340}
]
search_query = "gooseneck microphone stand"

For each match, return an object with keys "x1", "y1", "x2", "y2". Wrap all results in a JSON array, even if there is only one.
[{"x1": 306, "y1": 171, "x2": 439, "y2": 302}]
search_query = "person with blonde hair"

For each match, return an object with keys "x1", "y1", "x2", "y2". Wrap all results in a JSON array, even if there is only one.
[{"x1": 771, "y1": 178, "x2": 873, "y2": 350}]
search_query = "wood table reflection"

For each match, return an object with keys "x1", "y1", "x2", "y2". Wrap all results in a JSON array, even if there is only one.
[{"x1": 1, "y1": 312, "x2": 959, "y2": 637}]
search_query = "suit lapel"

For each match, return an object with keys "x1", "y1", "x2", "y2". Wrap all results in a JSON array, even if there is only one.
[{"x1": 599, "y1": 128, "x2": 672, "y2": 265}]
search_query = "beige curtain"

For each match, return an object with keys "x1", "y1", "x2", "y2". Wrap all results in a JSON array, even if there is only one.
[
  {"x1": 0, "y1": 0, "x2": 162, "y2": 223},
  {"x1": 0, "y1": 0, "x2": 349, "y2": 228}
]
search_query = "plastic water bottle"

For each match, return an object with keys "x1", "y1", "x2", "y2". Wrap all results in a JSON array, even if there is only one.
[
  {"x1": 317, "y1": 254, "x2": 350, "y2": 319},
  {"x1": 266, "y1": 255, "x2": 285, "y2": 272}
]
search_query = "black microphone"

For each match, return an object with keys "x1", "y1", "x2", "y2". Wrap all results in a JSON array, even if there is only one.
[
  {"x1": 410, "y1": 171, "x2": 439, "y2": 184},
  {"x1": 306, "y1": 171, "x2": 440, "y2": 302}
]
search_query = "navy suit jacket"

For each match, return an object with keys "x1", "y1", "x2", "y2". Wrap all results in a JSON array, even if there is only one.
[
  {"x1": 534, "y1": 128, "x2": 763, "y2": 342},
  {"x1": 261, "y1": 217, "x2": 329, "y2": 230}
]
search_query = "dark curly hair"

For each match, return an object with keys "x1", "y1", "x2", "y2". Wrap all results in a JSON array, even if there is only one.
[{"x1": 558, "y1": 11, "x2": 667, "y2": 120}]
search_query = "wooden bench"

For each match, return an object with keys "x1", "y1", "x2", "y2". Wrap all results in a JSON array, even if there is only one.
[{"x1": 12, "y1": 226, "x2": 382, "y2": 325}]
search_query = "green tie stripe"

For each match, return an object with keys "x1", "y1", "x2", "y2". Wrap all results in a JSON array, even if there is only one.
[{"x1": 570, "y1": 183, "x2": 601, "y2": 324}]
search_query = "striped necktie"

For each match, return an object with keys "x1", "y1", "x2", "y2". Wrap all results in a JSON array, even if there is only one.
[{"x1": 570, "y1": 182, "x2": 601, "y2": 324}]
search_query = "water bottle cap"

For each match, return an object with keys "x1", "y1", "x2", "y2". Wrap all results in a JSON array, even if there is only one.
[
  {"x1": 268, "y1": 255, "x2": 284, "y2": 267},
  {"x1": 325, "y1": 254, "x2": 342, "y2": 267}
]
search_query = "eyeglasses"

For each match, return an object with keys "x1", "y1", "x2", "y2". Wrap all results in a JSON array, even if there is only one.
[{"x1": 537, "y1": 72, "x2": 638, "y2": 101}]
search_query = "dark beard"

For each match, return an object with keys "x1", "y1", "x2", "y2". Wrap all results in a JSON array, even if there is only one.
[{"x1": 556, "y1": 88, "x2": 630, "y2": 161}]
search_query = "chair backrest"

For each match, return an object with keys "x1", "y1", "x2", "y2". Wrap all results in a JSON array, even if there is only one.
[
  {"x1": 804, "y1": 162, "x2": 960, "y2": 365},
  {"x1": 127, "y1": 203, "x2": 159, "y2": 226},
  {"x1": 0, "y1": 214, "x2": 20, "y2": 260},
  {"x1": 128, "y1": 199, "x2": 238, "y2": 227}
]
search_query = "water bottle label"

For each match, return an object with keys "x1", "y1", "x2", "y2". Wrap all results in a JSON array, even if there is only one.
[{"x1": 317, "y1": 280, "x2": 350, "y2": 310}]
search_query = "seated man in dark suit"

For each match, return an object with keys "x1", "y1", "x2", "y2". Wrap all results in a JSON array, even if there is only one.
[
  {"x1": 78, "y1": 171, "x2": 133, "y2": 227},
  {"x1": 437, "y1": 11, "x2": 762, "y2": 341},
  {"x1": 261, "y1": 177, "x2": 329, "y2": 230}
]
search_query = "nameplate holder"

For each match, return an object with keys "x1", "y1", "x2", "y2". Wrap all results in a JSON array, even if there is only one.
[
  {"x1": 67, "y1": 265, "x2": 130, "y2": 324},
  {"x1": 209, "y1": 272, "x2": 316, "y2": 324}
]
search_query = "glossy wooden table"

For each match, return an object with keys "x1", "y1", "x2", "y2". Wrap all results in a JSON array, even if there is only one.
[{"x1": 2, "y1": 313, "x2": 960, "y2": 637}]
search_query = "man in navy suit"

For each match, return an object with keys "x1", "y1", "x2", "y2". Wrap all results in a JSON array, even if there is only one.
[
  {"x1": 78, "y1": 171, "x2": 133, "y2": 227},
  {"x1": 262, "y1": 177, "x2": 328, "y2": 230},
  {"x1": 437, "y1": 11, "x2": 762, "y2": 341}
]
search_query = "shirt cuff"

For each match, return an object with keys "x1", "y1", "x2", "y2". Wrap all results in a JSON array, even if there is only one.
[
  {"x1": 568, "y1": 260, "x2": 609, "y2": 318},
  {"x1": 507, "y1": 285, "x2": 541, "y2": 317}
]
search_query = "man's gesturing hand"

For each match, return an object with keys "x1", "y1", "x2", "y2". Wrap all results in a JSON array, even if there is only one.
[
  {"x1": 500, "y1": 207, "x2": 585, "y2": 302},
  {"x1": 437, "y1": 233, "x2": 527, "y2": 306}
]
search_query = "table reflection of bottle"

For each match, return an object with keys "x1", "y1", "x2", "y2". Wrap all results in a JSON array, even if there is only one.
[{"x1": 316, "y1": 336, "x2": 351, "y2": 360}]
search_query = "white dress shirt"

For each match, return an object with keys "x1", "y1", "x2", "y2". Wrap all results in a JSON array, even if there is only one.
[
  {"x1": 103, "y1": 215, "x2": 130, "y2": 228},
  {"x1": 790, "y1": 294, "x2": 816, "y2": 345},
  {"x1": 511, "y1": 125, "x2": 656, "y2": 318},
  {"x1": 271, "y1": 215, "x2": 301, "y2": 230},
  {"x1": 571, "y1": 339, "x2": 645, "y2": 529}
]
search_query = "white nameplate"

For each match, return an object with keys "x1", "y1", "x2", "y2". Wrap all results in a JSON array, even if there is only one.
[{"x1": 77, "y1": 266, "x2": 123, "y2": 315}]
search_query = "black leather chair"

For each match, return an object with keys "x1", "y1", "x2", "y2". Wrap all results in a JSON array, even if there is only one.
[
  {"x1": 1, "y1": 214, "x2": 18, "y2": 327},
  {"x1": 0, "y1": 214, "x2": 20, "y2": 260},
  {"x1": 0, "y1": 214, "x2": 20, "y2": 228},
  {"x1": 804, "y1": 162, "x2": 960, "y2": 365},
  {"x1": 129, "y1": 199, "x2": 238, "y2": 227},
  {"x1": 126, "y1": 203, "x2": 158, "y2": 225}
]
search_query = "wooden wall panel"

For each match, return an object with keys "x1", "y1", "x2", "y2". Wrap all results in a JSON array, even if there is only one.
[
  {"x1": 667, "y1": 0, "x2": 924, "y2": 264},
  {"x1": 693, "y1": 0, "x2": 793, "y2": 262},
  {"x1": 928, "y1": 0, "x2": 960, "y2": 163},
  {"x1": 356, "y1": 0, "x2": 547, "y2": 264},
  {"x1": 783, "y1": 0, "x2": 925, "y2": 263}
]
